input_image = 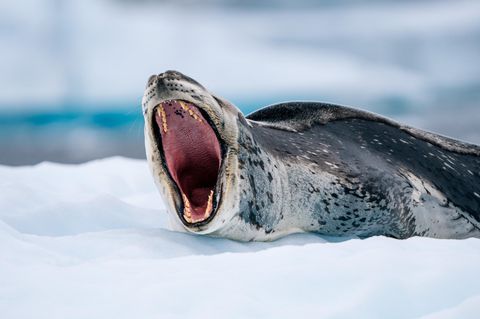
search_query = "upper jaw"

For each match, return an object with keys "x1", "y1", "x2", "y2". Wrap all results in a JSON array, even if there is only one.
[{"x1": 143, "y1": 75, "x2": 220, "y2": 126}]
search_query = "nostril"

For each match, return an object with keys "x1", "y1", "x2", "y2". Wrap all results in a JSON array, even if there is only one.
[{"x1": 147, "y1": 75, "x2": 157, "y2": 87}]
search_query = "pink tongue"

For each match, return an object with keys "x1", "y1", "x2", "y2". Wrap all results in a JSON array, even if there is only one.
[{"x1": 155, "y1": 100, "x2": 221, "y2": 221}]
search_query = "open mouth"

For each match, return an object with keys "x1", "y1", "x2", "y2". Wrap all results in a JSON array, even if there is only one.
[{"x1": 153, "y1": 100, "x2": 222, "y2": 225}]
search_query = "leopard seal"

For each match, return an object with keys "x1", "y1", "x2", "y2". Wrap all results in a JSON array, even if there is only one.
[{"x1": 142, "y1": 70, "x2": 480, "y2": 241}]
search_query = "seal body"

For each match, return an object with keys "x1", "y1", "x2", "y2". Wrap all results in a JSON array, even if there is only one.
[{"x1": 143, "y1": 70, "x2": 480, "y2": 241}]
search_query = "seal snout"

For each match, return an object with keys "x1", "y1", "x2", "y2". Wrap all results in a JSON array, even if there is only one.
[{"x1": 154, "y1": 100, "x2": 222, "y2": 225}]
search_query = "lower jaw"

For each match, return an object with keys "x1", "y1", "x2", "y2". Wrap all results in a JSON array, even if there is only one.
[{"x1": 181, "y1": 190, "x2": 215, "y2": 224}]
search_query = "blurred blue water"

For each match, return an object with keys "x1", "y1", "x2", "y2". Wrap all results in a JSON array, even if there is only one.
[
  {"x1": 1, "y1": 0, "x2": 479, "y2": 165},
  {"x1": 0, "y1": 94, "x2": 415, "y2": 131}
]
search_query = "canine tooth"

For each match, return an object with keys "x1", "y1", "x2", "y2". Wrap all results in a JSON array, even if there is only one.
[
  {"x1": 183, "y1": 194, "x2": 193, "y2": 216},
  {"x1": 184, "y1": 214, "x2": 192, "y2": 223},
  {"x1": 182, "y1": 193, "x2": 193, "y2": 222},
  {"x1": 158, "y1": 105, "x2": 168, "y2": 133},
  {"x1": 182, "y1": 193, "x2": 191, "y2": 208},
  {"x1": 179, "y1": 100, "x2": 188, "y2": 111},
  {"x1": 179, "y1": 100, "x2": 203, "y2": 123},
  {"x1": 205, "y1": 190, "x2": 214, "y2": 218}
]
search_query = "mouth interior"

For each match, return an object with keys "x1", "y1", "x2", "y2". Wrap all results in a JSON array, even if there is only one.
[{"x1": 155, "y1": 100, "x2": 221, "y2": 224}]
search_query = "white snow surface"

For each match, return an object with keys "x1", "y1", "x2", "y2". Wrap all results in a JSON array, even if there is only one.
[{"x1": 1, "y1": 157, "x2": 479, "y2": 318}]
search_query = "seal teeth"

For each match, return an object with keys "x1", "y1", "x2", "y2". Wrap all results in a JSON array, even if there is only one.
[
  {"x1": 157, "y1": 105, "x2": 168, "y2": 133},
  {"x1": 182, "y1": 193, "x2": 191, "y2": 212},
  {"x1": 178, "y1": 100, "x2": 203, "y2": 124},
  {"x1": 205, "y1": 190, "x2": 214, "y2": 218},
  {"x1": 182, "y1": 193, "x2": 192, "y2": 223},
  {"x1": 182, "y1": 190, "x2": 214, "y2": 223}
]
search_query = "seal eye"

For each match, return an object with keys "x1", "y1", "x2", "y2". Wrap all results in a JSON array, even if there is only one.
[{"x1": 154, "y1": 100, "x2": 221, "y2": 224}]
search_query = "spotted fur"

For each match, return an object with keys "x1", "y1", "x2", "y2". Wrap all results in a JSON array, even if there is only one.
[{"x1": 144, "y1": 71, "x2": 480, "y2": 241}]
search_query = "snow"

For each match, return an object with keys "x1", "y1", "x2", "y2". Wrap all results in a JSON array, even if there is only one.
[{"x1": 0, "y1": 157, "x2": 479, "y2": 318}]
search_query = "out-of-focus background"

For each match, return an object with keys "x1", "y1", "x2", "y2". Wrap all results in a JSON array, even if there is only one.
[{"x1": 1, "y1": 0, "x2": 479, "y2": 165}]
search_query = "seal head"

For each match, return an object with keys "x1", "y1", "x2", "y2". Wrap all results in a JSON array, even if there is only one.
[{"x1": 143, "y1": 70, "x2": 243, "y2": 235}]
